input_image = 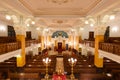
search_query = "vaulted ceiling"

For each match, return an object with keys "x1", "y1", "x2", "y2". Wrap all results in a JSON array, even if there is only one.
[
  {"x1": 0, "y1": 0, "x2": 120, "y2": 31},
  {"x1": 19, "y1": 0, "x2": 101, "y2": 15}
]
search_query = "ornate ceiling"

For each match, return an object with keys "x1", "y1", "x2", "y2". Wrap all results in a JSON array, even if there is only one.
[
  {"x1": 0, "y1": 0, "x2": 120, "y2": 31},
  {"x1": 18, "y1": 0, "x2": 102, "y2": 15}
]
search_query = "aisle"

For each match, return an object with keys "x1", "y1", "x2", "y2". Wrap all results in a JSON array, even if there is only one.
[
  {"x1": 56, "y1": 57, "x2": 64, "y2": 73},
  {"x1": 41, "y1": 55, "x2": 78, "y2": 80}
]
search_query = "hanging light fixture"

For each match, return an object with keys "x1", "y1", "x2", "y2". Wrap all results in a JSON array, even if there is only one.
[{"x1": 47, "y1": 0, "x2": 72, "y2": 5}]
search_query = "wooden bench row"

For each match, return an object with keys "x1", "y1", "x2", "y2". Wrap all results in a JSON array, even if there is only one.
[{"x1": 1, "y1": 72, "x2": 41, "y2": 80}]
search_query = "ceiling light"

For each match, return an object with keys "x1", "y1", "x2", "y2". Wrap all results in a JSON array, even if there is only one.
[
  {"x1": 109, "y1": 15, "x2": 115, "y2": 20},
  {"x1": 27, "y1": 24, "x2": 30, "y2": 27},
  {"x1": 85, "y1": 20, "x2": 89, "y2": 24},
  {"x1": 31, "y1": 21, "x2": 35, "y2": 24},
  {"x1": 90, "y1": 24, "x2": 94, "y2": 27},
  {"x1": 6, "y1": 15, "x2": 11, "y2": 20}
]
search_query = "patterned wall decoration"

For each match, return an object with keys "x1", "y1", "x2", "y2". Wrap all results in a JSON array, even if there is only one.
[{"x1": 52, "y1": 31, "x2": 68, "y2": 38}]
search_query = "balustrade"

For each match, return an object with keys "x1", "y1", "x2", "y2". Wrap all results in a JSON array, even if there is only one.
[
  {"x1": 81, "y1": 41, "x2": 120, "y2": 56},
  {"x1": 0, "y1": 40, "x2": 39, "y2": 55}
]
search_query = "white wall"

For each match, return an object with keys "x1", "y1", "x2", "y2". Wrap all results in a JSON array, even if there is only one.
[
  {"x1": 82, "y1": 25, "x2": 94, "y2": 40},
  {"x1": 104, "y1": 13, "x2": 120, "y2": 37},
  {"x1": 0, "y1": 16, "x2": 14, "y2": 36},
  {"x1": 0, "y1": 21, "x2": 8, "y2": 36},
  {"x1": 26, "y1": 26, "x2": 39, "y2": 39},
  {"x1": 82, "y1": 13, "x2": 120, "y2": 40},
  {"x1": 106, "y1": 18, "x2": 120, "y2": 37}
]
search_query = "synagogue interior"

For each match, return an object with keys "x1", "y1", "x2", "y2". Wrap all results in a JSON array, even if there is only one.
[{"x1": 0, "y1": 0, "x2": 120, "y2": 80}]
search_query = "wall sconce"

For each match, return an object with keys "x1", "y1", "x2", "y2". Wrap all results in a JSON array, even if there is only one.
[
  {"x1": 109, "y1": 14, "x2": 115, "y2": 20},
  {"x1": 85, "y1": 20, "x2": 89, "y2": 24},
  {"x1": 27, "y1": 24, "x2": 30, "y2": 27},
  {"x1": 0, "y1": 25, "x2": 6, "y2": 32},
  {"x1": 31, "y1": 21, "x2": 35, "y2": 24},
  {"x1": 5, "y1": 15, "x2": 11, "y2": 20},
  {"x1": 112, "y1": 26, "x2": 118, "y2": 32}
]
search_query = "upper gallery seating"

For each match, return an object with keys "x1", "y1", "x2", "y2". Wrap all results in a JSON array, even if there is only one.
[
  {"x1": 106, "y1": 37, "x2": 120, "y2": 43},
  {"x1": 0, "y1": 37, "x2": 39, "y2": 54},
  {"x1": 82, "y1": 40, "x2": 120, "y2": 56},
  {"x1": 0, "y1": 37, "x2": 16, "y2": 43}
]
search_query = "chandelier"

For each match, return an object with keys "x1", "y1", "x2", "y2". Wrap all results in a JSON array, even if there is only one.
[{"x1": 47, "y1": 0, "x2": 71, "y2": 5}]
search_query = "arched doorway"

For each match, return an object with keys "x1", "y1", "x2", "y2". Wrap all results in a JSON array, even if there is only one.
[{"x1": 52, "y1": 31, "x2": 69, "y2": 53}]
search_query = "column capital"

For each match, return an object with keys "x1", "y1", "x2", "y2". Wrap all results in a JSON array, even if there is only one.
[
  {"x1": 94, "y1": 25, "x2": 107, "y2": 35},
  {"x1": 13, "y1": 16, "x2": 26, "y2": 35}
]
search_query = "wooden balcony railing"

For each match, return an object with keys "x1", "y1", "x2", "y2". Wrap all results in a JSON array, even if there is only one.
[
  {"x1": 82, "y1": 40, "x2": 120, "y2": 56},
  {"x1": 0, "y1": 40, "x2": 39, "y2": 55},
  {"x1": 25, "y1": 40, "x2": 39, "y2": 47}
]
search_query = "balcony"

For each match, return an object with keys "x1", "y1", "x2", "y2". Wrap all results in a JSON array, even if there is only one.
[
  {"x1": 0, "y1": 40, "x2": 39, "y2": 55},
  {"x1": 82, "y1": 40, "x2": 120, "y2": 56}
]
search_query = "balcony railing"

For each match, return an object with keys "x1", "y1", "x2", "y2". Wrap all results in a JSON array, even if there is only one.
[
  {"x1": 0, "y1": 40, "x2": 39, "y2": 55},
  {"x1": 82, "y1": 40, "x2": 120, "y2": 56},
  {"x1": 25, "y1": 40, "x2": 39, "y2": 47}
]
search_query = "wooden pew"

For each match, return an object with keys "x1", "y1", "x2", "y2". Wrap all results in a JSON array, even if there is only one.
[
  {"x1": 9, "y1": 73, "x2": 40, "y2": 80},
  {"x1": 24, "y1": 67, "x2": 54, "y2": 74},
  {"x1": 0, "y1": 69, "x2": 9, "y2": 79},
  {"x1": 79, "y1": 73, "x2": 108, "y2": 80}
]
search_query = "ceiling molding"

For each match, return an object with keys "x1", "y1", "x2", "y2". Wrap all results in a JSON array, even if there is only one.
[
  {"x1": 87, "y1": 0, "x2": 120, "y2": 16},
  {"x1": 0, "y1": 0, "x2": 33, "y2": 16},
  {"x1": 18, "y1": 0, "x2": 102, "y2": 16}
]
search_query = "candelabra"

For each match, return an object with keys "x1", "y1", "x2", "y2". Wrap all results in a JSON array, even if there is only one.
[
  {"x1": 68, "y1": 58, "x2": 77, "y2": 80},
  {"x1": 43, "y1": 57, "x2": 51, "y2": 80}
]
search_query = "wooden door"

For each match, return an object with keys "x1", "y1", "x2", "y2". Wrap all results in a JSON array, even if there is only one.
[
  {"x1": 89, "y1": 31, "x2": 94, "y2": 41},
  {"x1": 26, "y1": 31, "x2": 31, "y2": 40},
  {"x1": 58, "y1": 42, "x2": 62, "y2": 53}
]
